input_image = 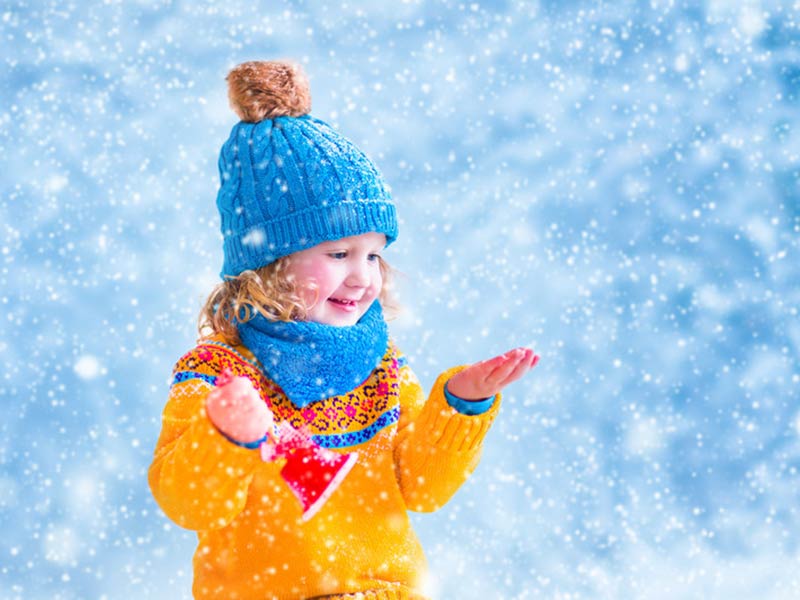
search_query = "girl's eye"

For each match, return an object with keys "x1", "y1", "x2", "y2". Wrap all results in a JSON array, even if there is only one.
[
  {"x1": 328, "y1": 252, "x2": 347, "y2": 259},
  {"x1": 367, "y1": 254, "x2": 380, "y2": 262}
]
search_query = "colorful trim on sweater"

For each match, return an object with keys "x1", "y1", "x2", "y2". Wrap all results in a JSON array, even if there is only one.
[
  {"x1": 171, "y1": 338, "x2": 404, "y2": 450},
  {"x1": 312, "y1": 406, "x2": 400, "y2": 449}
]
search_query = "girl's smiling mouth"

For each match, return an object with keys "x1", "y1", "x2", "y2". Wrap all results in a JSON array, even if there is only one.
[{"x1": 328, "y1": 297, "x2": 358, "y2": 310}]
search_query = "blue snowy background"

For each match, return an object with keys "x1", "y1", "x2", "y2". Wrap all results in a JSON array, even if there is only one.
[{"x1": 2, "y1": 1, "x2": 799, "y2": 598}]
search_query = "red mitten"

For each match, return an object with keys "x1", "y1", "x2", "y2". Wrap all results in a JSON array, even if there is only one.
[{"x1": 205, "y1": 369, "x2": 273, "y2": 444}]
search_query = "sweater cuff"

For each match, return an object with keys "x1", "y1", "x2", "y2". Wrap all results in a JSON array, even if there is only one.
[
  {"x1": 417, "y1": 366, "x2": 502, "y2": 452},
  {"x1": 444, "y1": 381, "x2": 496, "y2": 416}
]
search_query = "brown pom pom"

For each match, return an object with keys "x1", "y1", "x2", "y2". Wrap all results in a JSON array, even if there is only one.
[{"x1": 226, "y1": 60, "x2": 311, "y2": 123}]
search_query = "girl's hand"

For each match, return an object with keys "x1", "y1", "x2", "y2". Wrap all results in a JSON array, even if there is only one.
[
  {"x1": 205, "y1": 372, "x2": 273, "y2": 443},
  {"x1": 447, "y1": 347, "x2": 539, "y2": 401}
]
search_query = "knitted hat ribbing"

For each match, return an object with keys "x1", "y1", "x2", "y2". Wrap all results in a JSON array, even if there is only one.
[{"x1": 216, "y1": 60, "x2": 398, "y2": 278}]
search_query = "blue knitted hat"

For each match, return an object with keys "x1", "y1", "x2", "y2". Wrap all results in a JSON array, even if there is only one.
[{"x1": 216, "y1": 60, "x2": 398, "y2": 278}]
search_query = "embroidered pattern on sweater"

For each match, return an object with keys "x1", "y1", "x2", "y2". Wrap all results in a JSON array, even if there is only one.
[
  {"x1": 172, "y1": 371, "x2": 215, "y2": 386},
  {"x1": 311, "y1": 406, "x2": 400, "y2": 449},
  {"x1": 172, "y1": 343, "x2": 264, "y2": 393},
  {"x1": 266, "y1": 349, "x2": 402, "y2": 443},
  {"x1": 171, "y1": 340, "x2": 403, "y2": 449}
]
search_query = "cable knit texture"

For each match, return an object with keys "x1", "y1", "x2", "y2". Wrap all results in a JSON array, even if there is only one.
[
  {"x1": 216, "y1": 115, "x2": 397, "y2": 278},
  {"x1": 149, "y1": 337, "x2": 500, "y2": 599},
  {"x1": 216, "y1": 61, "x2": 397, "y2": 277}
]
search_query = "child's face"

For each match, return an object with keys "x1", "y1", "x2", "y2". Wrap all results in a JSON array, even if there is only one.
[{"x1": 285, "y1": 232, "x2": 386, "y2": 327}]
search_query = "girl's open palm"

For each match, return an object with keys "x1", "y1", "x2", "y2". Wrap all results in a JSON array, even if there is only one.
[{"x1": 447, "y1": 347, "x2": 539, "y2": 401}]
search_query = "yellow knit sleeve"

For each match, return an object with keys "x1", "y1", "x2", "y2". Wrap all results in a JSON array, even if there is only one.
[
  {"x1": 148, "y1": 356, "x2": 264, "y2": 531},
  {"x1": 393, "y1": 361, "x2": 501, "y2": 513}
]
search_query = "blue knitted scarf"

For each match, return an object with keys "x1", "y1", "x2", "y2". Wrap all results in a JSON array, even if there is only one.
[{"x1": 237, "y1": 300, "x2": 389, "y2": 408}]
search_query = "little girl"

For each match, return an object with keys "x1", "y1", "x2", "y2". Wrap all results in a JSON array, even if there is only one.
[{"x1": 149, "y1": 60, "x2": 539, "y2": 600}]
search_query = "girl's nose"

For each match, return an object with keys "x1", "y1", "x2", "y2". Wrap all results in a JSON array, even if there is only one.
[{"x1": 345, "y1": 260, "x2": 371, "y2": 287}]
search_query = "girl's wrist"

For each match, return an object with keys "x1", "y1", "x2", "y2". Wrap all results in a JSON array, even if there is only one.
[
  {"x1": 217, "y1": 428, "x2": 268, "y2": 449},
  {"x1": 444, "y1": 381, "x2": 496, "y2": 416}
]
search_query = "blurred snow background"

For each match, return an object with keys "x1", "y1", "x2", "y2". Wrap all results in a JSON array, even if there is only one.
[{"x1": 2, "y1": 0, "x2": 799, "y2": 598}]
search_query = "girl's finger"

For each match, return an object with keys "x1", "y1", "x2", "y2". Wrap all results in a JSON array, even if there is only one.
[
  {"x1": 467, "y1": 352, "x2": 509, "y2": 381},
  {"x1": 517, "y1": 348, "x2": 538, "y2": 368},
  {"x1": 485, "y1": 348, "x2": 526, "y2": 384},
  {"x1": 481, "y1": 353, "x2": 507, "y2": 371},
  {"x1": 496, "y1": 354, "x2": 536, "y2": 387},
  {"x1": 519, "y1": 347, "x2": 534, "y2": 364}
]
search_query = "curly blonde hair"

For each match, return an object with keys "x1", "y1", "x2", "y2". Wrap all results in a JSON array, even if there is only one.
[{"x1": 199, "y1": 256, "x2": 398, "y2": 345}]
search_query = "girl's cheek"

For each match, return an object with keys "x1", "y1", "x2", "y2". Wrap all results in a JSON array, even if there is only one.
[
  {"x1": 296, "y1": 278, "x2": 320, "y2": 308},
  {"x1": 370, "y1": 277, "x2": 383, "y2": 297}
]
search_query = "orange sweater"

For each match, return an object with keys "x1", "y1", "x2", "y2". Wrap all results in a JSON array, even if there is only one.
[{"x1": 148, "y1": 337, "x2": 500, "y2": 599}]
